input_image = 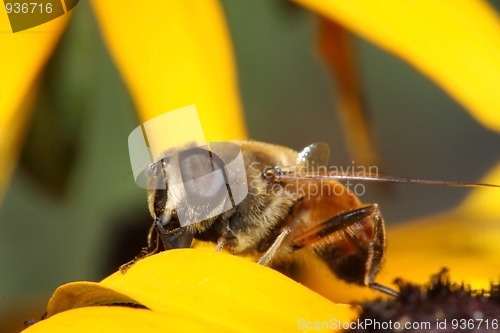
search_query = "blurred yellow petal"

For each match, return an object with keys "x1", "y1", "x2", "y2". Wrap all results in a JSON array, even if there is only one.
[
  {"x1": 295, "y1": 0, "x2": 500, "y2": 132},
  {"x1": 317, "y1": 18, "x2": 381, "y2": 168},
  {"x1": 460, "y1": 162, "x2": 500, "y2": 216},
  {"x1": 91, "y1": 0, "x2": 247, "y2": 142},
  {"x1": 384, "y1": 163, "x2": 500, "y2": 289},
  {"x1": 0, "y1": 12, "x2": 70, "y2": 202},
  {"x1": 26, "y1": 249, "x2": 357, "y2": 332}
]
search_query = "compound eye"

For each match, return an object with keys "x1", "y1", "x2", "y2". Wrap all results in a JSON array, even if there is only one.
[{"x1": 178, "y1": 147, "x2": 227, "y2": 204}]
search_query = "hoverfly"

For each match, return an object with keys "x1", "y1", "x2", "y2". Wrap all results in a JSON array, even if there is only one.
[{"x1": 127, "y1": 140, "x2": 499, "y2": 297}]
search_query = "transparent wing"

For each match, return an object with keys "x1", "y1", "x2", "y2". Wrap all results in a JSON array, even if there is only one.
[
  {"x1": 273, "y1": 169, "x2": 500, "y2": 189},
  {"x1": 296, "y1": 142, "x2": 330, "y2": 167}
]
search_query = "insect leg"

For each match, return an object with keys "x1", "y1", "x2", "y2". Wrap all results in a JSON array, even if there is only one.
[
  {"x1": 291, "y1": 204, "x2": 380, "y2": 250},
  {"x1": 291, "y1": 204, "x2": 399, "y2": 297},
  {"x1": 119, "y1": 217, "x2": 194, "y2": 273},
  {"x1": 257, "y1": 227, "x2": 292, "y2": 266},
  {"x1": 370, "y1": 282, "x2": 399, "y2": 297},
  {"x1": 215, "y1": 237, "x2": 227, "y2": 252},
  {"x1": 215, "y1": 224, "x2": 239, "y2": 252},
  {"x1": 119, "y1": 222, "x2": 161, "y2": 273},
  {"x1": 365, "y1": 206, "x2": 399, "y2": 297},
  {"x1": 146, "y1": 222, "x2": 160, "y2": 253}
]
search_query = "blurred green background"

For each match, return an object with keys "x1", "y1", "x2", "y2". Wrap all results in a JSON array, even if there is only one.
[{"x1": 1, "y1": 1, "x2": 499, "y2": 331}]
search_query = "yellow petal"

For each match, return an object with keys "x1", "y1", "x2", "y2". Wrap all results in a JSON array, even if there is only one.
[
  {"x1": 28, "y1": 249, "x2": 357, "y2": 332},
  {"x1": 460, "y1": 162, "x2": 500, "y2": 216},
  {"x1": 317, "y1": 17, "x2": 382, "y2": 168},
  {"x1": 383, "y1": 163, "x2": 500, "y2": 289},
  {"x1": 24, "y1": 307, "x2": 230, "y2": 333},
  {"x1": 0, "y1": 12, "x2": 70, "y2": 202},
  {"x1": 45, "y1": 282, "x2": 142, "y2": 316},
  {"x1": 91, "y1": 0, "x2": 247, "y2": 142},
  {"x1": 295, "y1": 0, "x2": 500, "y2": 132}
]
